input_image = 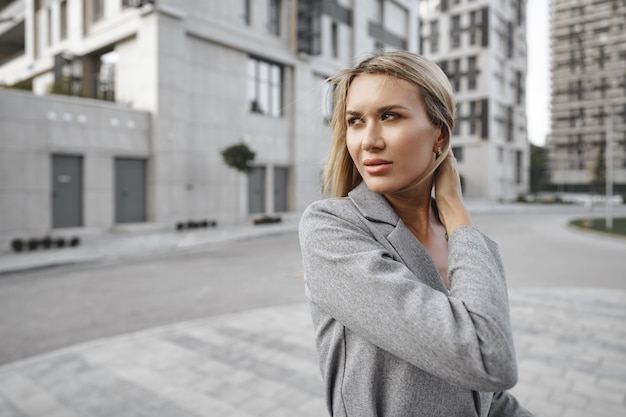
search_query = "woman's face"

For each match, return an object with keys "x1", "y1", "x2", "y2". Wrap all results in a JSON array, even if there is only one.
[{"x1": 345, "y1": 73, "x2": 443, "y2": 196}]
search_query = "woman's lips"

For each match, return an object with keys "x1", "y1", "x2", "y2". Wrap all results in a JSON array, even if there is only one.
[{"x1": 363, "y1": 158, "x2": 392, "y2": 175}]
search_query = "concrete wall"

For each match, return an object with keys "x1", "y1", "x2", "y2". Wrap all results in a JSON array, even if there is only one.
[
  {"x1": 0, "y1": 88, "x2": 151, "y2": 246},
  {"x1": 0, "y1": 0, "x2": 424, "y2": 243}
]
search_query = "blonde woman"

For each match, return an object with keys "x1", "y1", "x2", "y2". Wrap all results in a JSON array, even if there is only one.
[{"x1": 299, "y1": 52, "x2": 532, "y2": 416}]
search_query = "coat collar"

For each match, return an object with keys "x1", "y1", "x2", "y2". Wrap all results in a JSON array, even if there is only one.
[
  {"x1": 348, "y1": 181, "x2": 399, "y2": 226},
  {"x1": 347, "y1": 181, "x2": 447, "y2": 292}
]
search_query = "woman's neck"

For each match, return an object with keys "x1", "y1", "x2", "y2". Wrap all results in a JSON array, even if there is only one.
[{"x1": 384, "y1": 186, "x2": 438, "y2": 240}]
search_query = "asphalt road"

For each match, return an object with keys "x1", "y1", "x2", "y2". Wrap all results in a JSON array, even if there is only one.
[
  {"x1": 0, "y1": 205, "x2": 624, "y2": 366},
  {"x1": 0, "y1": 233, "x2": 306, "y2": 365},
  {"x1": 473, "y1": 207, "x2": 626, "y2": 289}
]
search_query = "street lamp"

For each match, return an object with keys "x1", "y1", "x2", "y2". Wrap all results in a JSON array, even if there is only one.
[
  {"x1": 599, "y1": 33, "x2": 614, "y2": 230},
  {"x1": 606, "y1": 110, "x2": 614, "y2": 229}
]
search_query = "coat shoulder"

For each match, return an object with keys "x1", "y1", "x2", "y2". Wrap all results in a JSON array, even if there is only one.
[{"x1": 300, "y1": 197, "x2": 363, "y2": 229}]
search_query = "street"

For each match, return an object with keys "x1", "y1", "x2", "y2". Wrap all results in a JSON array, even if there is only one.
[
  {"x1": 473, "y1": 206, "x2": 626, "y2": 289},
  {"x1": 0, "y1": 205, "x2": 625, "y2": 417},
  {"x1": 1, "y1": 205, "x2": 624, "y2": 366},
  {"x1": 0, "y1": 233, "x2": 305, "y2": 365}
]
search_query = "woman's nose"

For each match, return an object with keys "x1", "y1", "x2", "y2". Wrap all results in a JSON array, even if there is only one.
[{"x1": 361, "y1": 123, "x2": 385, "y2": 150}]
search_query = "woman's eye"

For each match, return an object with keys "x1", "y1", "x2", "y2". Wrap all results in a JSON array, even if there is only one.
[
  {"x1": 381, "y1": 112, "x2": 398, "y2": 121},
  {"x1": 347, "y1": 117, "x2": 362, "y2": 126}
]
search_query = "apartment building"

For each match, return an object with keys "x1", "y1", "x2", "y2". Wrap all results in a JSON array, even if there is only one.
[
  {"x1": 548, "y1": 0, "x2": 626, "y2": 193},
  {"x1": 419, "y1": 0, "x2": 529, "y2": 200},
  {"x1": 0, "y1": 0, "x2": 419, "y2": 244}
]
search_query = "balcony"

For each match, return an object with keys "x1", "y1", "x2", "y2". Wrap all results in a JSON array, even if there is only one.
[{"x1": 0, "y1": 0, "x2": 24, "y2": 64}]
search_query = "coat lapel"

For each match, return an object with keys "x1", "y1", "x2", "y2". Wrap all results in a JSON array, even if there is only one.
[{"x1": 348, "y1": 183, "x2": 448, "y2": 292}]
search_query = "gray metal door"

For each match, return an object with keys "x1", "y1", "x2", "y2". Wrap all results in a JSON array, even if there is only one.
[
  {"x1": 52, "y1": 154, "x2": 83, "y2": 228},
  {"x1": 274, "y1": 166, "x2": 289, "y2": 212},
  {"x1": 248, "y1": 166, "x2": 266, "y2": 214},
  {"x1": 115, "y1": 158, "x2": 147, "y2": 223}
]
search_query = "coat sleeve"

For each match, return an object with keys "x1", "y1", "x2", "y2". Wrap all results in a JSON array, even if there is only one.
[
  {"x1": 488, "y1": 391, "x2": 535, "y2": 416},
  {"x1": 299, "y1": 200, "x2": 518, "y2": 392}
]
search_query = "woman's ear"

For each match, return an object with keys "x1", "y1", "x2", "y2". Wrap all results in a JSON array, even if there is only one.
[{"x1": 434, "y1": 125, "x2": 447, "y2": 152}]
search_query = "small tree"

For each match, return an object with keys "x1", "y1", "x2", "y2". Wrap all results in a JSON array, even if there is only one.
[
  {"x1": 221, "y1": 142, "x2": 256, "y2": 173},
  {"x1": 592, "y1": 143, "x2": 606, "y2": 194},
  {"x1": 530, "y1": 144, "x2": 549, "y2": 194}
]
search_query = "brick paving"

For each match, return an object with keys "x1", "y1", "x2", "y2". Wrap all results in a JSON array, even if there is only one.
[
  {"x1": 0, "y1": 289, "x2": 624, "y2": 417},
  {"x1": 509, "y1": 289, "x2": 626, "y2": 417}
]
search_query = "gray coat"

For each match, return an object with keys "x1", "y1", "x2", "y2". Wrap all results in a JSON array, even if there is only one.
[{"x1": 299, "y1": 182, "x2": 532, "y2": 416}]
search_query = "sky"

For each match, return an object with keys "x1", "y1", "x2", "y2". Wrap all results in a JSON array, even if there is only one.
[{"x1": 525, "y1": 0, "x2": 551, "y2": 146}]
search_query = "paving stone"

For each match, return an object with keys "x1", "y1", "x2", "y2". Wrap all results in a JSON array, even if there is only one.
[
  {"x1": 270, "y1": 386, "x2": 319, "y2": 409},
  {"x1": 237, "y1": 396, "x2": 279, "y2": 416},
  {"x1": 0, "y1": 372, "x2": 75, "y2": 417},
  {"x1": 190, "y1": 375, "x2": 223, "y2": 394},
  {"x1": 510, "y1": 381, "x2": 551, "y2": 405},
  {"x1": 0, "y1": 289, "x2": 624, "y2": 417},
  {"x1": 221, "y1": 410, "x2": 257, "y2": 417},
  {"x1": 571, "y1": 380, "x2": 625, "y2": 405},
  {"x1": 0, "y1": 393, "x2": 24, "y2": 417},
  {"x1": 209, "y1": 384, "x2": 255, "y2": 406},
  {"x1": 596, "y1": 375, "x2": 626, "y2": 394},
  {"x1": 261, "y1": 406, "x2": 301, "y2": 417},
  {"x1": 548, "y1": 390, "x2": 589, "y2": 409},
  {"x1": 525, "y1": 398, "x2": 564, "y2": 417},
  {"x1": 295, "y1": 396, "x2": 328, "y2": 417},
  {"x1": 585, "y1": 399, "x2": 626, "y2": 416}
]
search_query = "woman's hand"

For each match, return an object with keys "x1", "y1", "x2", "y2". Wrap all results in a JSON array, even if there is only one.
[{"x1": 434, "y1": 150, "x2": 473, "y2": 236}]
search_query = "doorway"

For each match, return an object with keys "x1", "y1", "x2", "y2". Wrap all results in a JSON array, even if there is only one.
[{"x1": 52, "y1": 154, "x2": 83, "y2": 228}]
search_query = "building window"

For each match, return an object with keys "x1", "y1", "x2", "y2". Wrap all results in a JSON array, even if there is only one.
[
  {"x1": 515, "y1": 151, "x2": 523, "y2": 184},
  {"x1": 375, "y1": 0, "x2": 384, "y2": 24},
  {"x1": 242, "y1": 0, "x2": 251, "y2": 25},
  {"x1": 430, "y1": 20, "x2": 439, "y2": 53},
  {"x1": 92, "y1": 0, "x2": 104, "y2": 22},
  {"x1": 452, "y1": 58, "x2": 461, "y2": 91},
  {"x1": 469, "y1": 10, "x2": 481, "y2": 46},
  {"x1": 331, "y1": 21, "x2": 338, "y2": 58},
  {"x1": 60, "y1": 0, "x2": 68, "y2": 40},
  {"x1": 438, "y1": 60, "x2": 448, "y2": 77},
  {"x1": 247, "y1": 57, "x2": 283, "y2": 118},
  {"x1": 516, "y1": 0, "x2": 525, "y2": 26},
  {"x1": 268, "y1": 0, "x2": 281, "y2": 35},
  {"x1": 469, "y1": 100, "x2": 481, "y2": 135},
  {"x1": 569, "y1": 109, "x2": 577, "y2": 128},
  {"x1": 468, "y1": 56, "x2": 477, "y2": 90},
  {"x1": 47, "y1": 7, "x2": 53, "y2": 46},
  {"x1": 598, "y1": 46, "x2": 605, "y2": 69},
  {"x1": 452, "y1": 146, "x2": 463, "y2": 162},
  {"x1": 506, "y1": 21, "x2": 513, "y2": 58},
  {"x1": 451, "y1": 15, "x2": 461, "y2": 49},
  {"x1": 577, "y1": 80, "x2": 583, "y2": 100},
  {"x1": 599, "y1": 77, "x2": 609, "y2": 99},
  {"x1": 506, "y1": 106, "x2": 514, "y2": 142},
  {"x1": 515, "y1": 70, "x2": 523, "y2": 105},
  {"x1": 320, "y1": 75, "x2": 334, "y2": 124},
  {"x1": 467, "y1": 76, "x2": 476, "y2": 90}
]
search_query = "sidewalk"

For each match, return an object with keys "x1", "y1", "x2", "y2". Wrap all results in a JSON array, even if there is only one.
[
  {"x1": 0, "y1": 201, "x2": 600, "y2": 276},
  {"x1": 0, "y1": 216, "x2": 301, "y2": 276},
  {"x1": 0, "y1": 209, "x2": 625, "y2": 417}
]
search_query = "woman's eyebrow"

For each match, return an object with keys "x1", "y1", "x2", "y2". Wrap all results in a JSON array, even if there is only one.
[
  {"x1": 377, "y1": 104, "x2": 408, "y2": 113},
  {"x1": 346, "y1": 105, "x2": 407, "y2": 116}
]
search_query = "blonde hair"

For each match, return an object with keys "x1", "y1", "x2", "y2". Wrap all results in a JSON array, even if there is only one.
[{"x1": 323, "y1": 51, "x2": 456, "y2": 197}]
